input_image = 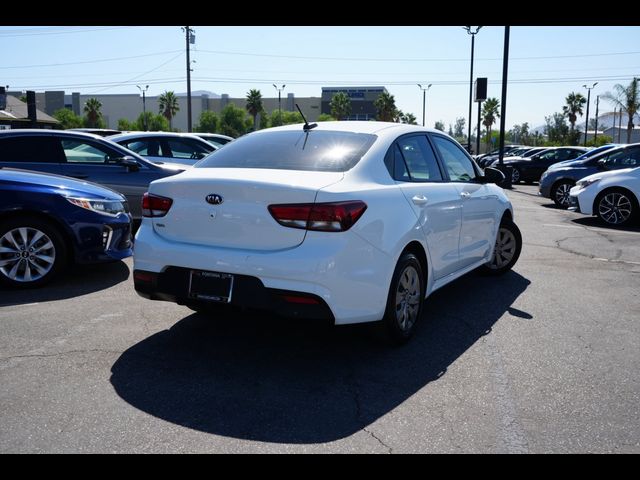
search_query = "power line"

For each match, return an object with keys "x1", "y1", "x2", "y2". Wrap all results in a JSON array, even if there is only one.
[
  {"x1": 0, "y1": 26, "x2": 134, "y2": 37},
  {"x1": 0, "y1": 50, "x2": 183, "y2": 69},
  {"x1": 197, "y1": 48, "x2": 640, "y2": 63}
]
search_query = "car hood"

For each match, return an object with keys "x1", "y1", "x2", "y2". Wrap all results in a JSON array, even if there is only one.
[
  {"x1": 548, "y1": 159, "x2": 587, "y2": 170},
  {"x1": 0, "y1": 168, "x2": 125, "y2": 200},
  {"x1": 579, "y1": 167, "x2": 636, "y2": 183}
]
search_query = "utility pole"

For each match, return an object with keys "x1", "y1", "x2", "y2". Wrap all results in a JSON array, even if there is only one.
[
  {"x1": 463, "y1": 26, "x2": 482, "y2": 154},
  {"x1": 182, "y1": 26, "x2": 195, "y2": 132},
  {"x1": 137, "y1": 85, "x2": 149, "y2": 131},
  {"x1": 582, "y1": 82, "x2": 598, "y2": 146},
  {"x1": 594, "y1": 95, "x2": 599, "y2": 144}
]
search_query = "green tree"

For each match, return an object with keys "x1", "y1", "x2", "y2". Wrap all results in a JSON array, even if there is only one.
[
  {"x1": 544, "y1": 112, "x2": 570, "y2": 144},
  {"x1": 317, "y1": 113, "x2": 336, "y2": 122},
  {"x1": 586, "y1": 135, "x2": 613, "y2": 147},
  {"x1": 399, "y1": 112, "x2": 418, "y2": 125},
  {"x1": 268, "y1": 110, "x2": 304, "y2": 126},
  {"x1": 481, "y1": 97, "x2": 500, "y2": 151},
  {"x1": 602, "y1": 78, "x2": 639, "y2": 144},
  {"x1": 158, "y1": 91, "x2": 180, "y2": 130},
  {"x1": 330, "y1": 92, "x2": 352, "y2": 120},
  {"x1": 448, "y1": 124, "x2": 454, "y2": 136},
  {"x1": 53, "y1": 108, "x2": 83, "y2": 129},
  {"x1": 245, "y1": 89, "x2": 264, "y2": 131},
  {"x1": 434, "y1": 120, "x2": 445, "y2": 131},
  {"x1": 374, "y1": 92, "x2": 396, "y2": 122},
  {"x1": 83, "y1": 98, "x2": 103, "y2": 128},
  {"x1": 562, "y1": 92, "x2": 586, "y2": 143},
  {"x1": 454, "y1": 117, "x2": 466, "y2": 139},
  {"x1": 134, "y1": 112, "x2": 169, "y2": 131},
  {"x1": 195, "y1": 111, "x2": 220, "y2": 133},
  {"x1": 220, "y1": 104, "x2": 249, "y2": 137},
  {"x1": 117, "y1": 118, "x2": 134, "y2": 131}
]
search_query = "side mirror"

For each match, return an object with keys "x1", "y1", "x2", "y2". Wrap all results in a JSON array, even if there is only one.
[
  {"x1": 482, "y1": 167, "x2": 506, "y2": 184},
  {"x1": 119, "y1": 156, "x2": 140, "y2": 172}
]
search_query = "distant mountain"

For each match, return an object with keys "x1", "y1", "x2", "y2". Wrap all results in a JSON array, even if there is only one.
[{"x1": 175, "y1": 90, "x2": 220, "y2": 98}]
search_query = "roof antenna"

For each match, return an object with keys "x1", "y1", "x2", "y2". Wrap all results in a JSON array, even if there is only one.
[{"x1": 296, "y1": 103, "x2": 317, "y2": 131}]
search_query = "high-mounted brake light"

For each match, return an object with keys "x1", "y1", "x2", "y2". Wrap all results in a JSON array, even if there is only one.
[
  {"x1": 142, "y1": 192, "x2": 173, "y2": 218},
  {"x1": 268, "y1": 201, "x2": 367, "y2": 232}
]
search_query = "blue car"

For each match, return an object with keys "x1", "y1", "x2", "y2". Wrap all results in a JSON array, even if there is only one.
[{"x1": 0, "y1": 168, "x2": 133, "y2": 288}]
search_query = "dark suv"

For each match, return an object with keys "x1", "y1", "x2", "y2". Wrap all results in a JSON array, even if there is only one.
[{"x1": 0, "y1": 130, "x2": 184, "y2": 220}]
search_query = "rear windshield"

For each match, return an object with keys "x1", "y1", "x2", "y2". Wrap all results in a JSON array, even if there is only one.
[{"x1": 196, "y1": 130, "x2": 377, "y2": 172}]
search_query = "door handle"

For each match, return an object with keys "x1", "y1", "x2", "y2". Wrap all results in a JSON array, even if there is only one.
[
  {"x1": 412, "y1": 195, "x2": 428, "y2": 206},
  {"x1": 460, "y1": 191, "x2": 471, "y2": 199}
]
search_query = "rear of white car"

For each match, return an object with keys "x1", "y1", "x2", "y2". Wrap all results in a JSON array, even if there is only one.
[{"x1": 133, "y1": 122, "x2": 519, "y2": 341}]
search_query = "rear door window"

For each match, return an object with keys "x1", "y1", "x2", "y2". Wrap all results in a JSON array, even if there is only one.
[{"x1": 0, "y1": 136, "x2": 64, "y2": 163}]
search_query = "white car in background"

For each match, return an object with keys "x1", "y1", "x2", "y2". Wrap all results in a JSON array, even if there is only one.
[
  {"x1": 109, "y1": 132, "x2": 216, "y2": 167},
  {"x1": 133, "y1": 121, "x2": 521, "y2": 343},
  {"x1": 569, "y1": 165, "x2": 640, "y2": 227}
]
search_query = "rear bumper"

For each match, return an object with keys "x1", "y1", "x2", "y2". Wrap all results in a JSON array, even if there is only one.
[
  {"x1": 134, "y1": 267, "x2": 334, "y2": 321},
  {"x1": 132, "y1": 221, "x2": 395, "y2": 324}
]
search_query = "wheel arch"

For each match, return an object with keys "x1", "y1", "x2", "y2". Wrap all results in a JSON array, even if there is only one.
[{"x1": 0, "y1": 209, "x2": 75, "y2": 265}]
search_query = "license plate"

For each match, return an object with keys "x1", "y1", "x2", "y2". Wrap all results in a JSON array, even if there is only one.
[{"x1": 188, "y1": 270, "x2": 234, "y2": 303}]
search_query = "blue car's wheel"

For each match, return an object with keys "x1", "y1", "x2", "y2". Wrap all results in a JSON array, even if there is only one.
[{"x1": 0, "y1": 217, "x2": 67, "y2": 288}]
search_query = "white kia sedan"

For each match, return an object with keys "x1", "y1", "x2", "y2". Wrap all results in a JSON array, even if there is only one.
[
  {"x1": 133, "y1": 122, "x2": 521, "y2": 343},
  {"x1": 569, "y1": 164, "x2": 640, "y2": 227}
]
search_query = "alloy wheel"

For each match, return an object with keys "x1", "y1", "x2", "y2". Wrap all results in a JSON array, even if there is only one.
[
  {"x1": 554, "y1": 183, "x2": 573, "y2": 207},
  {"x1": 394, "y1": 265, "x2": 421, "y2": 332},
  {"x1": 511, "y1": 168, "x2": 520, "y2": 183},
  {"x1": 488, "y1": 227, "x2": 517, "y2": 270},
  {"x1": 598, "y1": 192, "x2": 632, "y2": 225},
  {"x1": 0, "y1": 227, "x2": 56, "y2": 283}
]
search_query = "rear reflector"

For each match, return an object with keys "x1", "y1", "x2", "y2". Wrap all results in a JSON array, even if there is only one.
[
  {"x1": 280, "y1": 295, "x2": 321, "y2": 305},
  {"x1": 142, "y1": 192, "x2": 173, "y2": 218},
  {"x1": 268, "y1": 201, "x2": 367, "y2": 232},
  {"x1": 133, "y1": 270, "x2": 157, "y2": 283}
]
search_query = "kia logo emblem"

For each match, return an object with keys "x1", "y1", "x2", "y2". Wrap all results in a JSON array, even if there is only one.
[{"x1": 206, "y1": 194, "x2": 224, "y2": 205}]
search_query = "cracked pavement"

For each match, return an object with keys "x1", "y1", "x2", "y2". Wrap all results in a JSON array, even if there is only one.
[{"x1": 0, "y1": 184, "x2": 638, "y2": 453}]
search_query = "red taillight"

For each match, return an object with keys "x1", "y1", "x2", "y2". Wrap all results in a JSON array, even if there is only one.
[
  {"x1": 268, "y1": 201, "x2": 367, "y2": 232},
  {"x1": 280, "y1": 295, "x2": 320, "y2": 305},
  {"x1": 142, "y1": 192, "x2": 173, "y2": 218},
  {"x1": 133, "y1": 270, "x2": 157, "y2": 283}
]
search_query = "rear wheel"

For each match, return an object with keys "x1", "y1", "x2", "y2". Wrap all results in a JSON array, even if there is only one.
[
  {"x1": 480, "y1": 218, "x2": 522, "y2": 275},
  {"x1": 595, "y1": 189, "x2": 638, "y2": 227},
  {"x1": 511, "y1": 168, "x2": 521, "y2": 184},
  {"x1": 379, "y1": 253, "x2": 425, "y2": 345},
  {"x1": 0, "y1": 217, "x2": 67, "y2": 288},
  {"x1": 552, "y1": 180, "x2": 575, "y2": 208}
]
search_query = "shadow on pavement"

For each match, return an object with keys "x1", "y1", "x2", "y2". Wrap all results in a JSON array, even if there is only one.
[
  {"x1": 571, "y1": 216, "x2": 640, "y2": 233},
  {"x1": 111, "y1": 270, "x2": 531, "y2": 444},
  {"x1": 0, "y1": 260, "x2": 130, "y2": 306}
]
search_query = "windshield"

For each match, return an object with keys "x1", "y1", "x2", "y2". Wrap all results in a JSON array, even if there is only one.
[{"x1": 196, "y1": 130, "x2": 377, "y2": 172}]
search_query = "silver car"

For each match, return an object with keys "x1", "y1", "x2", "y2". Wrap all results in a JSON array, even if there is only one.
[{"x1": 110, "y1": 132, "x2": 216, "y2": 167}]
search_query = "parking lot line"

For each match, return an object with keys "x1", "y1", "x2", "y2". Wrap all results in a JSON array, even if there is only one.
[{"x1": 542, "y1": 224, "x2": 640, "y2": 236}]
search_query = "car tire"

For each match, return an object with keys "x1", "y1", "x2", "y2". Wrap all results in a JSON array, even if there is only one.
[
  {"x1": 0, "y1": 216, "x2": 67, "y2": 288},
  {"x1": 480, "y1": 218, "x2": 522, "y2": 276},
  {"x1": 595, "y1": 188, "x2": 639, "y2": 227},
  {"x1": 552, "y1": 180, "x2": 575, "y2": 208},
  {"x1": 378, "y1": 252, "x2": 425, "y2": 345},
  {"x1": 511, "y1": 168, "x2": 521, "y2": 184}
]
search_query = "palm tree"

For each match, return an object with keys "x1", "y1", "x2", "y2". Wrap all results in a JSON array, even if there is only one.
[
  {"x1": 374, "y1": 92, "x2": 397, "y2": 122},
  {"x1": 602, "y1": 78, "x2": 639, "y2": 144},
  {"x1": 158, "y1": 91, "x2": 180, "y2": 130},
  {"x1": 245, "y1": 89, "x2": 263, "y2": 131},
  {"x1": 401, "y1": 112, "x2": 418, "y2": 125},
  {"x1": 83, "y1": 98, "x2": 103, "y2": 128},
  {"x1": 562, "y1": 92, "x2": 586, "y2": 133},
  {"x1": 330, "y1": 92, "x2": 352, "y2": 120},
  {"x1": 481, "y1": 97, "x2": 500, "y2": 151}
]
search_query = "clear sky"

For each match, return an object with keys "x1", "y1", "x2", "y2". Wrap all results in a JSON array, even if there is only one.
[{"x1": 2, "y1": 26, "x2": 639, "y2": 131}]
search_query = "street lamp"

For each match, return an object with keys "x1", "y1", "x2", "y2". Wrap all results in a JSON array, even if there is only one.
[
  {"x1": 463, "y1": 26, "x2": 482, "y2": 154},
  {"x1": 273, "y1": 84, "x2": 286, "y2": 124},
  {"x1": 417, "y1": 83, "x2": 432, "y2": 127},
  {"x1": 582, "y1": 82, "x2": 598, "y2": 146},
  {"x1": 136, "y1": 85, "x2": 149, "y2": 131}
]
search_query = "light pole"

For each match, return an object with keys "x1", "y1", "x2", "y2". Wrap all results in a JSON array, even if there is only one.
[
  {"x1": 273, "y1": 84, "x2": 286, "y2": 124},
  {"x1": 594, "y1": 95, "x2": 599, "y2": 144},
  {"x1": 463, "y1": 26, "x2": 482, "y2": 154},
  {"x1": 182, "y1": 26, "x2": 195, "y2": 132},
  {"x1": 136, "y1": 85, "x2": 149, "y2": 131},
  {"x1": 583, "y1": 82, "x2": 598, "y2": 146},
  {"x1": 417, "y1": 83, "x2": 432, "y2": 127}
]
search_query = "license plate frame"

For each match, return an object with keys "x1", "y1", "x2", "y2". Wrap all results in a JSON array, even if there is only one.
[{"x1": 188, "y1": 270, "x2": 234, "y2": 303}]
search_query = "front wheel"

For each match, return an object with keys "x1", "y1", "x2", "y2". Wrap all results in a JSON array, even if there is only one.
[
  {"x1": 0, "y1": 217, "x2": 67, "y2": 288},
  {"x1": 480, "y1": 219, "x2": 522, "y2": 275},
  {"x1": 379, "y1": 253, "x2": 425, "y2": 345},
  {"x1": 552, "y1": 180, "x2": 575, "y2": 208},
  {"x1": 595, "y1": 189, "x2": 638, "y2": 227}
]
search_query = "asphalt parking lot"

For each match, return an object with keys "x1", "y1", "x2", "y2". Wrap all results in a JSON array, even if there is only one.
[{"x1": 1, "y1": 184, "x2": 639, "y2": 453}]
